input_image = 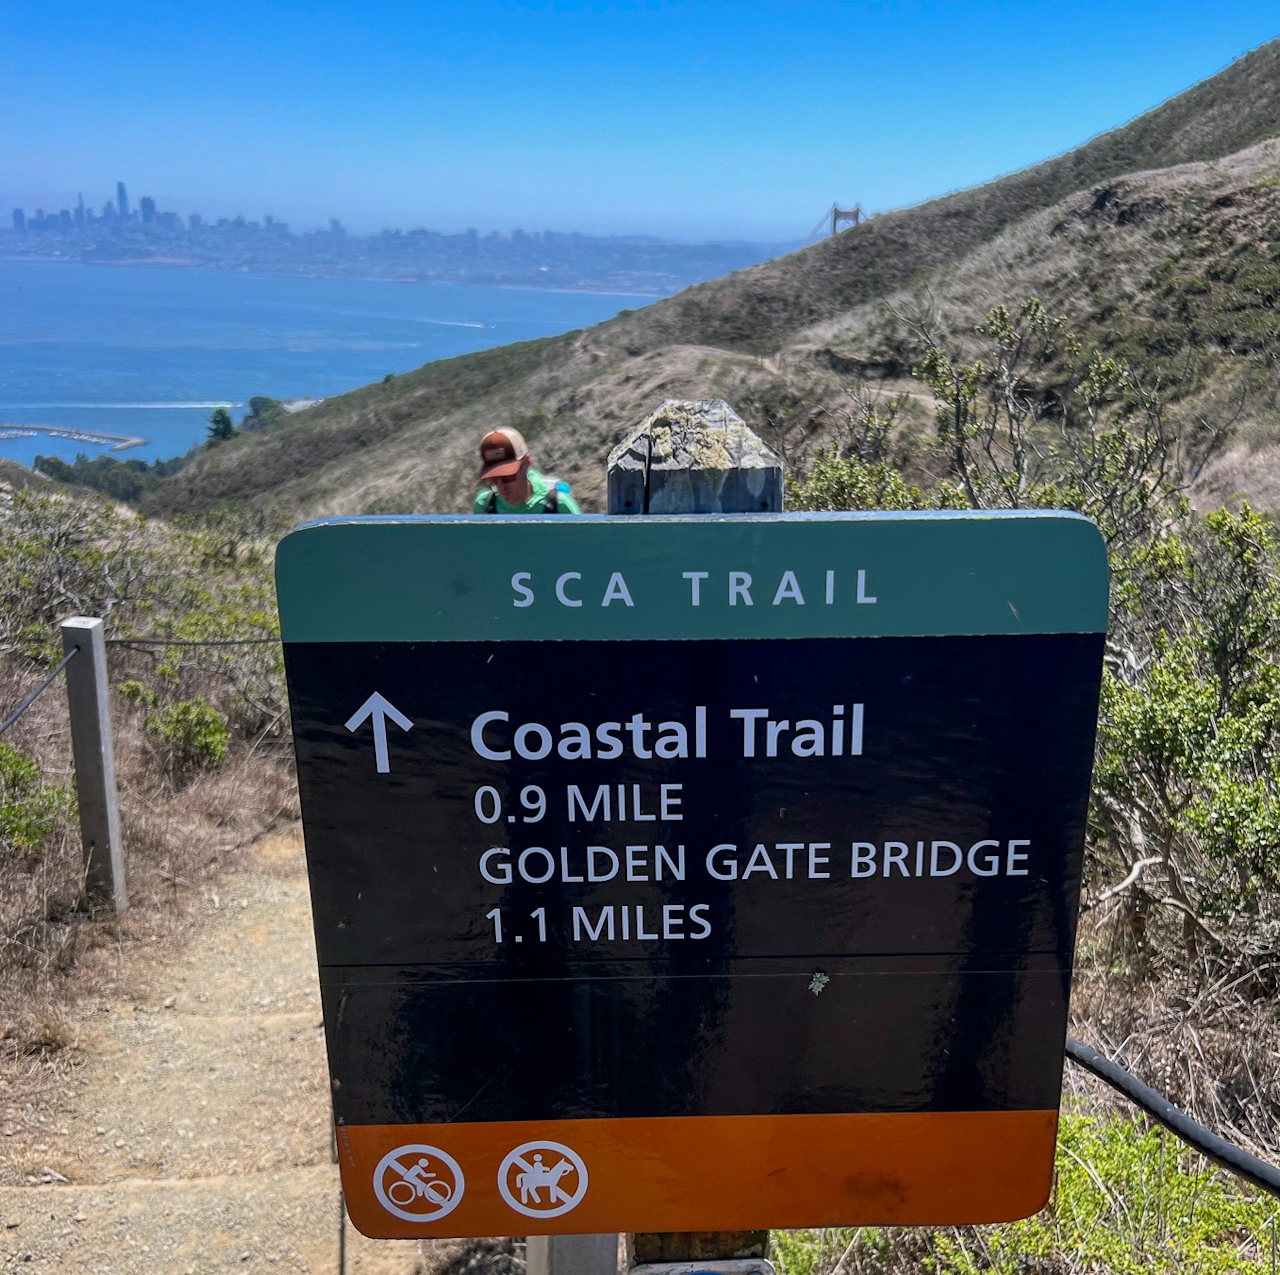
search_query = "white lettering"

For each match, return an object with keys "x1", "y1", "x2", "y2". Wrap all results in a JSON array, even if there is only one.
[
  {"x1": 683, "y1": 571, "x2": 709, "y2": 606},
  {"x1": 707, "y1": 843, "x2": 738, "y2": 880},
  {"x1": 518, "y1": 847, "x2": 555, "y2": 883},
  {"x1": 688, "y1": 904, "x2": 712, "y2": 939},
  {"x1": 792, "y1": 720, "x2": 825, "y2": 757},
  {"x1": 772, "y1": 571, "x2": 805, "y2": 605},
  {"x1": 655, "y1": 843, "x2": 685, "y2": 879},
  {"x1": 479, "y1": 848, "x2": 512, "y2": 884},
  {"x1": 729, "y1": 571, "x2": 753, "y2": 606},
  {"x1": 635, "y1": 906, "x2": 659, "y2": 940},
  {"x1": 587, "y1": 845, "x2": 619, "y2": 882},
  {"x1": 513, "y1": 722, "x2": 553, "y2": 760},
  {"x1": 884, "y1": 842, "x2": 910, "y2": 877},
  {"x1": 632, "y1": 784, "x2": 657, "y2": 821},
  {"x1": 595, "y1": 722, "x2": 623, "y2": 759},
  {"x1": 557, "y1": 722, "x2": 592, "y2": 759},
  {"x1": 930, "y1": 841, "x2": 963, "y2": 877},
  {"x1": 968, "y1": 839, "x2": 1001, "y2": 876},
  {"x1": 511, "y1": 572, "x2": 534, "y2": 608},
  {"x1": 568, "y1": 784, "x2": 610, "y2": 821},
  {"x1": 601, "y1": 572, "x2": 634, "y2": 607},
  {"x1": 471, "y1": 710, "x2": 511, "y2": 761},
  {"x1": 851, "y1": 842, "x2": 877, "y2": 877},
  {"x1": 857, "y1": 569, "x2": 877, "y2": 604},
  {"x1": 778, "y1": 842, "x2": 803, "y2": 879},
  {"x1": 742, "y1": 844, "x2": 778, "y2": 879},
  {"x1": 660, "y1": 784, "x2": 683, "y2": 821},
  {"x1": 731, "y1": 708, "x2": 769, "y2": 757},
  {"x1": 555, "y1": 572, "x2": 583, "y2": 607},
  {"x1": 574, "y1": 906, "x2": 615, "y2": 941},
  {"x1": 626, "y1": 713, "x2": 653, "y2": 758},
  {"x1": 654, "y1": 722, "x2": 688, "y2": 759},
  {"x1": 1007, "y1": 840, "x2": 1031, "y2": 875}
]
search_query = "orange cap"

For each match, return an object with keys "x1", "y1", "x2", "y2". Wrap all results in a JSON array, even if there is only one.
[{"x1": 479, "y1": 428, "x2": 529, "y2": 479}]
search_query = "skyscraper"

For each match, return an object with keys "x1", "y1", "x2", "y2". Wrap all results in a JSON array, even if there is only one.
[
  {"x1": 11, "y1": 209, "x2": 25, "y2": 231},
  {"x1": 116, "y1": 181, "x2": 129, "y2": 218},
  {"x1": 140, "y1": 196, "x2": 156, "y2": 224}
]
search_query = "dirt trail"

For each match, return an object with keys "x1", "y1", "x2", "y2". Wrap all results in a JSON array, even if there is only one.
[{"x1": 0, "y1": 828, "x2": 422, "y2": 1273}]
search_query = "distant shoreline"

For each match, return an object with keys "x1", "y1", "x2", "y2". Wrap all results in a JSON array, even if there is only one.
[
  {"x1": 0, "y1": 253, "x2": 675, "y2": 299},
  {"x1": 0, "y1": 423, "x2": 146, "y2": 452}
]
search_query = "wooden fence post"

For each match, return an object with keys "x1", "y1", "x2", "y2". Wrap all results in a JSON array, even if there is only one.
[
  {"x1": 607, "y1": 399, "x2": 779, "y2": 1272},
  {"x1": 60, "y1": 617, "x2": 127, "y2": 917}
]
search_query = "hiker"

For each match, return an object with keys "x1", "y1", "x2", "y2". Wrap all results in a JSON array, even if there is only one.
[{"x1": 474, "y1": 428, "x2": 582, "y2": 514}]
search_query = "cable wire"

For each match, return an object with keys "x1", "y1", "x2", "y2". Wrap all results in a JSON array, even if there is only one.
[
  {"x1": 104, "y1": 637, "x2": 280, "y2": 646},
  {"x1": 0, "y1": 648, "x2": 78, "y2": 739},
  {"x1": 1065, "y1": 1035, "x2": 1280, "y2": 1199}
]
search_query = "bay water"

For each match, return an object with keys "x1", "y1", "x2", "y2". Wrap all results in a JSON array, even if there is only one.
[{"x1": 0, "y1": 259, "x2": 650, "y2": 468}]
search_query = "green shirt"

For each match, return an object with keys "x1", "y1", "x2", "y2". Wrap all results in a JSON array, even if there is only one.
[{"x1": 473, "y1": 468, "x2": 582, "y2": 515}]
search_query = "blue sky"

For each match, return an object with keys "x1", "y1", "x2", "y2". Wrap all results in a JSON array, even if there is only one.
[{"x1": 2, "y1": 1, "x2": 1277, "y2": 241}]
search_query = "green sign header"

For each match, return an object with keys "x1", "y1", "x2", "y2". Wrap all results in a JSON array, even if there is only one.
[{"x1": 275, "y1": 511, "x2": 1108, "y2": 643}]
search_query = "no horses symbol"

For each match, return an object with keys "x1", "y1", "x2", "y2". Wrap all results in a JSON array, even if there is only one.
[{"x1": 498, "y1": 1140, "x2": 589, "y2": 1218}]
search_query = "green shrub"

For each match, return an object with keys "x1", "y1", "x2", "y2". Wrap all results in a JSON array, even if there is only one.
[
  {"x1": 772, "y1": 1111, "x2": 1280, "y2": 1274},
  {"x1": 0, "y1": 743, "x2": 74, "y2": 860},
  {"x1": 787, "y1": 452, "x2": 929, "y2": 512},
  {"x1": 118, "y1": 682, "x2": 229, "y2": 778}
]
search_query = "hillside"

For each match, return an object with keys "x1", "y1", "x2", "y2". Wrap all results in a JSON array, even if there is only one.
[{"x1": 143, "y1": 38, "x2": 1280, "y2": 521}]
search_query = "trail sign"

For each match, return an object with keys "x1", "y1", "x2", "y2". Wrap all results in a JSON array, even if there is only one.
[{"x1": 275, "y1": 511, "x2": 1108, "y2": 1239}]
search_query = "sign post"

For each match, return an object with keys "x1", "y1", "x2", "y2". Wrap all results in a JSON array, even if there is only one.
[{"x1": 276, "y1": 510, "x2": 1108, "y2": 1240}]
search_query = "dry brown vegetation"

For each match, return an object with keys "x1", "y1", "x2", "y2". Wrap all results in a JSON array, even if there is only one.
[
  {"x1": 0, "y1": 654, "x2": 295, "y2": 1063},
  {"x1": 0, "y1": 481, "x2": 295, "y2": 1131},
  {"x1": 416, "y1": 1237, "x2": 526, "y2": 1275}
]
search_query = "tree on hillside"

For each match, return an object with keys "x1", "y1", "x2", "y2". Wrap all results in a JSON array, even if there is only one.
[
  {"x1": 791, "y1": 299, "x2": 1279, "y2": 970},
  {"x1": 206, "y1": 408, "x2": 237, "y2": 444}
]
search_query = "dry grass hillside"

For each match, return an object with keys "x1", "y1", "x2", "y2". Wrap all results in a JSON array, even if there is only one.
[{"x1": 142, "y1": 38, "x2": 1280, "y2": 522}]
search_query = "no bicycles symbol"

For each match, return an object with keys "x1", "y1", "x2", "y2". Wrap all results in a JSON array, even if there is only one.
[
  {"x1": 497, "y1": 1140, "x2": 589, "y2": 1218},
  {"x1": 373, "y1": 1144, "x2": 465, "y2": 1223}
]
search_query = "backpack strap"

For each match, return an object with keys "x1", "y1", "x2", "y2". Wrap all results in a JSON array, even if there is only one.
[
  {"x1": 483, "y1": 489, "x2": 498, "y2": 513},
  {"x1": 543, "y1": 487, "x2": 560, "y2": 513}
]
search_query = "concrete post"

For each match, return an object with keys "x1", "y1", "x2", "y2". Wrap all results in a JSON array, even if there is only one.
[
  {"x1": 60, "y1": 617, "x2": 127, "y2": 916},
  {"x1": 607, "y1": 400, "x2": 778, "y2": 1272},
  {"x1": 606, "y1": 399, "x2": 782, "y2": 516},
  {"x1": 527, "y1": 1234, "x2": 619, "y2": 1275}
]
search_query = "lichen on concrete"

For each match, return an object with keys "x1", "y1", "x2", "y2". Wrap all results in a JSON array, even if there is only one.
[{"x1": 606, "y1": 399, "x2": 783, "y2": 514}]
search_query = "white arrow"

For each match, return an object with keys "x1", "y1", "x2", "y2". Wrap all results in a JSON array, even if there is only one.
[{"x1": 344, "y1": 692, "x2": 413, "y2": 773}]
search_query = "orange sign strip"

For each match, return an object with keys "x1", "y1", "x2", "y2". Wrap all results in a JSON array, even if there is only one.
[{"x1": 338, "y1": 1110, "x2": 1058, "y2": 1238}]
